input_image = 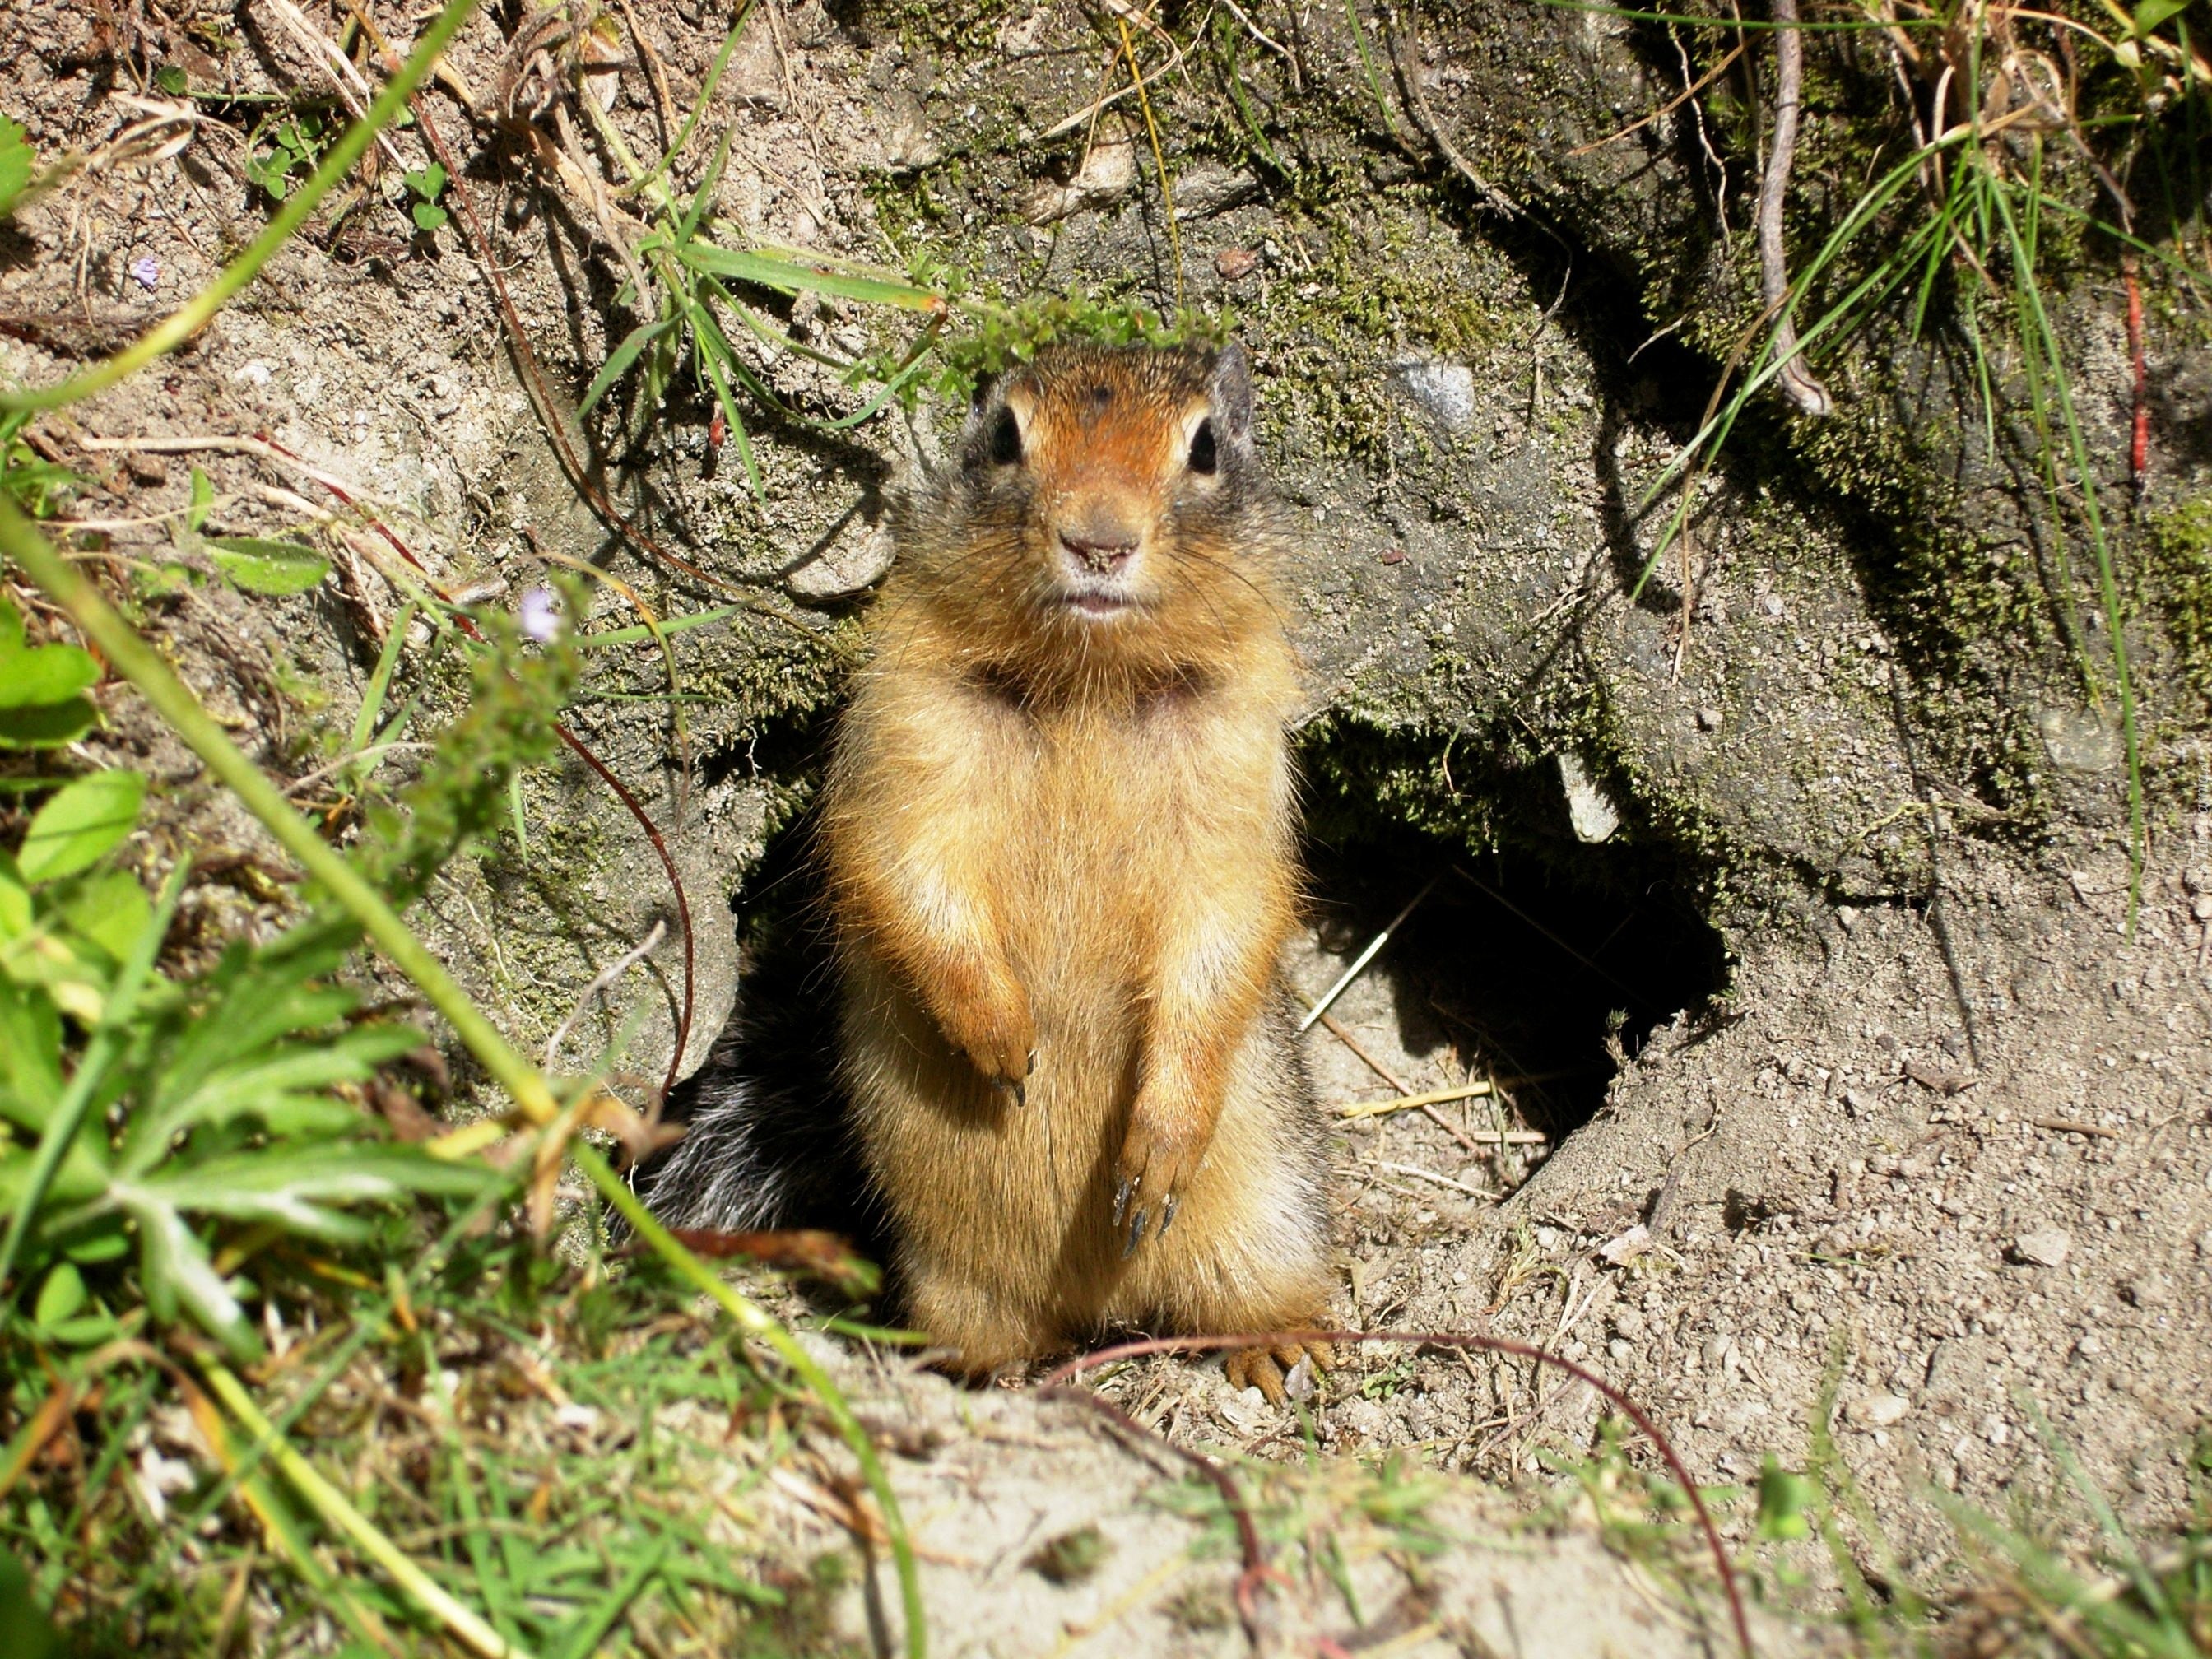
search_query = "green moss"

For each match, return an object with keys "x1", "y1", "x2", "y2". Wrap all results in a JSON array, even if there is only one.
[
  {"x1": 1240, "y1": 193, "x2": 1528, "y2": 468},
  {"x1": 2146, "y1": 496, "x2": 2212, "y2": 712},
  {"x1": 835, "y1": 0, "x2": 1020, "y2": 58},
  {"x1": 865, "y1": 156, "x2": 968, "y2": 248},
  {"x1": 1300, "y1": 712, "x2": 1503, "y2": 855}
]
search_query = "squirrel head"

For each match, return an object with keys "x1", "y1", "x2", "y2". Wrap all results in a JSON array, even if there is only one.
[{"x1": 894, "y1": 342, "x2": 1290, "y2": 688}]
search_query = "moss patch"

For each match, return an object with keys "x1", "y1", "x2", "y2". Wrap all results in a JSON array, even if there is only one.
[{"x1": 2146, "y1": 496, "x2": 2212, "y2": 713}]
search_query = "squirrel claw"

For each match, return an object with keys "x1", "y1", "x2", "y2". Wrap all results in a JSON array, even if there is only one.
[
  {"x1": 1158, "y1": 1192, "x2": 1178, "y2": 1238},
  {"x1": 1123, "y1": 1209, "x2": 1148, "y2": 1257},
  {"x1": 1112, "y1": 1176, "x2": 1133, "y2": 1227}
]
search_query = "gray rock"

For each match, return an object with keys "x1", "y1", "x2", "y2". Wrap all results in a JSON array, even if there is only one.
[
  {"x1": 2122, "y1": 1271, "x2": 2171, "y2": 1307},
  {"x1": 783, "y1": 509, "x2": 896, "y2": 602},
  {"x1": 1850, "y1": 1393, "x2": 1910, "y2": 1428},
  {"x1": 1389, "y1": 358, "x2": 1477, "y2": 432},
  {"x1": 2011, "y1": 1226, "x2": 2073, "y2": 1267},
  {"x1": 880, "y1": 91, "x2": 941, "y2": 171},
  {"x1": 2038, "y1": 709, "x2": 2123, "y2": 773},
  {"x1": 1558, "y1": 752, "x2": 1621, "y2": 843}
]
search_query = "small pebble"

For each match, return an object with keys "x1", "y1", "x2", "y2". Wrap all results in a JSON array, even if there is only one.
[
  {"x1": 1851, "y1": 1393, "x2": 1909, "y2": 1428},
  {"x1": 2123, "y1": 1272, "x2": 2170, "y2": 1307},
  {"x1": 2011, "y1": 1226, "x2": 2072, "y2": 1267},
  {"x1": 1214, "y1": 246, "x2": 1259, "y2": 281},
  {"x1": 1391, "y1": 358, "x2": 1476, "y2": 432}
]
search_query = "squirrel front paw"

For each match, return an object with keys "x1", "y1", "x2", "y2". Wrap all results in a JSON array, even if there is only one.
[
  {"x1": 935, "y1": 978, "x2": 1037, "y2": 1099},
  {"x1": 1113, "y1": 1094, "x2": 1211, "y2": 1255}
]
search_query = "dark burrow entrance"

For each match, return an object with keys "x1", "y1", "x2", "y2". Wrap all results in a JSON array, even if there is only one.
[{"x1": 1300, "y1": 784, "x2": 1730, "y2": 1145}]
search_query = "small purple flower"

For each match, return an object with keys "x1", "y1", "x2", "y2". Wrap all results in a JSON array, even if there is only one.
[
  {"x1": 128, "y1": 255, "x2": 160, "y2": 292},
  {"x1": 518, "y1": 585, "x2": 561, "y2": 643}
]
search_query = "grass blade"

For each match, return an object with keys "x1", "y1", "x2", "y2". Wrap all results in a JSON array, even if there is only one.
[
  {"x1": 347, "y1": 598, "x2": 419, "y2": 763},
  {"x1": 672, "y1": 243, "x2": 947, "y2": 310},
  {"x1": 578, "y1": 318, "x2": 676, "y2": 416}
]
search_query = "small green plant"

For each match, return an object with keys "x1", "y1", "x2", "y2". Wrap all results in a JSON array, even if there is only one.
[
  {"x1": 402, "y1": 160, "x2": 448, "y2": 232},
  {"x1": 166, "y1": 464, "x2": 332, "y2": 595},
  {"x1": 558, "y1": 7, "x2": 1227, "y2": 496},
  {"x1": 0, "y1": 418, "x2": 79, "y2": 524},
  {"x1": 1754, "y1": 1456, "x2": 1816, "y2": 1544},
  {"x1": 0, "y1": 769, "x2": 495, "y2": 1358},
  {"x1": 529, "y1": 7, "x2": 946, "y2": 495},
  {"x1": 1026, "y1": 1524, "x2": 1111, "y2": 1584},
  {"x1": 242, "y1": 108, "x2": 336, "y2": 203},
  {"x1": 1360, "y1": 1352, "x2": 1419, "y2": 1400},
  {"x1": 1758, "y1": 1330, "x2": 2212, "y2": 1655},
  {"x1": 1929, "y1": 1405, "x2": 2212, "y2": 1658},
  {"x1": 1536, "y1": 1414, "x2": 1738, "y2": 1570}
]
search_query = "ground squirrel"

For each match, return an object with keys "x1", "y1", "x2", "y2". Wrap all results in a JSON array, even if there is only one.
[{"x1": 651, "y1": 343, "x2": 1334, "y2": 1400}]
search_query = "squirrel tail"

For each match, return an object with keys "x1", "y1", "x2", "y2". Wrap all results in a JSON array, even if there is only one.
[{"x1": 636, "y1": 929, "x2": 879, "y2": 1242}]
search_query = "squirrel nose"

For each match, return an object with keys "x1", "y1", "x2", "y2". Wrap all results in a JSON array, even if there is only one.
[{"x1": 1058, "y1": 527, "x2": 1139, "y2": 574}]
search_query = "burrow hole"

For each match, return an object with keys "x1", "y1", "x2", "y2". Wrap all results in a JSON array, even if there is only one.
[{"x1": 1297, "y1": 742, "x2": 1729, "y2": 1192}]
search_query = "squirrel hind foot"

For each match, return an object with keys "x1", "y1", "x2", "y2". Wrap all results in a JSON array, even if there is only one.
[{"x1": 1224, "y1": 1337, "x2": 1333, "y2": 1406}]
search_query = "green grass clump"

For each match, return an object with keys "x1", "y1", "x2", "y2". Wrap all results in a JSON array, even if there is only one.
[
  {"x1": 1, "y1": 514, "x2": 909, "y2": 1652},
  {"x1": 7, "y1": 1200, "x2": 871, "y2": 1656}
]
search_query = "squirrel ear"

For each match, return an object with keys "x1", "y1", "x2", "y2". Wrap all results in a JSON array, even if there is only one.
[
  {"x1": 964, "y1": 374, "x2": 998, "y2": 430},
  {"x1": 1211, "y1": 343, "x2": 1254, "y2": 443},
  {"x1": 958, "y1": 374, "x2": 1002, "y2": 460}
]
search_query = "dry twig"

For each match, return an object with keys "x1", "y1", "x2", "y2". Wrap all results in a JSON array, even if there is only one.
[
  {"x1": 1385, "y1": 0, "x2": 1521, "y2": 217},
  {"x1": 1755, "y1": 0, "x2": 1834, "y2": 417}
]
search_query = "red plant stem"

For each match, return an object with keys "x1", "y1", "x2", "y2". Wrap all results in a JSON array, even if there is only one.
[
  {"x1": 553, "y1": 723, "x2": 694, "y2": 1104},
  {"x1": 1042, "y1": 1329, "x2": 1755, "y2": 1659},
  {"x1": 258, "y1": 435, "x2": 696, "y2": 1106},
  {"x1": 2124, "y1": 253, "x2": 2149, "y2": 495}
]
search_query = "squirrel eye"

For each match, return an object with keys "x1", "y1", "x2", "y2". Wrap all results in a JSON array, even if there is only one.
[
  {"x1": 1187, "y1": 418, "x2": 1218, "y2": 476},
  {"x1": 988, "y1": 407, "x2": 1023, "y2": 467}
]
